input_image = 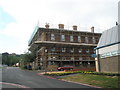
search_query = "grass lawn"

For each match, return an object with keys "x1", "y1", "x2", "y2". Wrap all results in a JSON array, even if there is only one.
[{"x1": 59, "y1": 74, "x2": 119, "y2": 88}]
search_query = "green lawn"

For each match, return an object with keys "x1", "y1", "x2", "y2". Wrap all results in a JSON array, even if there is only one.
[{"x1": 59, "y1": 74, "x2": 119, "y2": 88}]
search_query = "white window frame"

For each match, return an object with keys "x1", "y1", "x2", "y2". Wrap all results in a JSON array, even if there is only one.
[
  {"x1": 62, "y1": 48, "x2": 66, "y2": 52},
  {"x1": 78, "y1": 49, "x2": 82, "y2": 53},
  {"x1": 61, "y1": 35, "x2": 65, "y2": 41},
  {"x1": 86, "y1": 49, "x2": 89, "y2": 53},
  {"x1": 70, "y1": 35, "x2": 73, "y2": 42},
  {"x1": 79, "y1": 57, "x2": 82, "y2": 60},
  {"x1": 51, "y1": 48, "x2": 55, "y2": 52},
  {"x1": 85, "y1": 36, "x2": 88, "y2": 43},
  {"x1": 51, "y1": 34, "x2": 55, "y2": 40},
  {"x1": 93, "y1": 37, "x2": 96, "y2": 44},
  {"x1": 71, "y1": 57, "x2": 74, "y2": 60},
  {"x1": 78, "y1": 36, "x2": 81, "y2": 42},
  {"x1": 70, "y1": 48, "x2": 74, "y2": 53}
]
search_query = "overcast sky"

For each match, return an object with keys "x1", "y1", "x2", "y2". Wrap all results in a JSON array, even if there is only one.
[{"x1": 0, "y1": 0, "x2": 119, "y2": 54}]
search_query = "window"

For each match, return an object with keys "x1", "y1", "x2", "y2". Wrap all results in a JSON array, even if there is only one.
[
  {"x1": 48, "y1": 57, "x2": 52, "y2": 60},
  {"x1": 78, "y1": 36, "x2": 81, "y2": 42},
  {"x1": 79, "y1": 57, "x2": 82, "y2": 60},
  {"x1": 71, "y1": 57, "x2": 74, "y2": 60},
  {"x1": 85, "y1": 37, "x2": 88, "y2": 43},
  {"x1": 51, "y1": 34, "x2": 55, "y2": 40},
  {"x1": 61, "y1": 35, "x2": 65, "y2": 41},
  {"x1": 70, "y1": 48, "x2": 74, "y2": 53},
  {"x1": 86, "y1": 49, "x2": 89, "y2": 53},
  {"x1": 51, "y1": 48, "x2": 55, "y2": 52},
  {"x1": 62, "y1": 57, "x2": 66, "y2": 60},
  {"x1": 62, "y1": 48, "x2": 66, "y2": 52},
  {"x1": 93, "y1": 37, "x2": 96, "y2": 44},
  {"x1": 70, "y1": 35, "x2": 73, "y2": 42},
  {"x1": 78, "y1": 49, "x2": 82, "y2": 53},
  {"x1": 53, "y1": 57, "x2": 56, "y2": 60}
]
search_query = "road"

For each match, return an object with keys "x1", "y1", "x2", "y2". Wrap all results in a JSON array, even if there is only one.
[{"x1": 1, "y1": 67, "x2": 95, "y2": 89}]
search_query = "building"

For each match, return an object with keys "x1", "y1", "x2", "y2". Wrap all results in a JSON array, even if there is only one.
[
  {"x1": 95, "y1": 2, "x2": 120, "y2": 73},
  {"x1": 28, "y1": 24, "x2": 101, "y2": 70}
]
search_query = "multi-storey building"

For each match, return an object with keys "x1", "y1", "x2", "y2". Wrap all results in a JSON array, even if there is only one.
[{"x1": 28, "y1": 24, "x2": 101, "y2": 70}]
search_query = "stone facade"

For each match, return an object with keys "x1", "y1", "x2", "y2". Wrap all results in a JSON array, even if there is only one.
[
  {"x1": 29, "y1": 24, "x2": 101, "y2": 70},
  {"x1": 100, "y1": 55, "x2": 120, "y2": 73}
]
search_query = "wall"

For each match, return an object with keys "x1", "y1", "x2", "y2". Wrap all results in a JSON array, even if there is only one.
[
  {"x1": 100, "y1": 55, "x2": 120, "y2": 73},
  {"x1": 99, "y1": 43, "x2": 120, "y2": 54}
]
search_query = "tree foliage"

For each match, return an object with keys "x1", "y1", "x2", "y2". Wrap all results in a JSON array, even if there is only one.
[
  {"x1": 2, "y1": 53, "x2": 21, "y2": 66},
  {"x1": 21, "y1": 52, "x2": 35, "y2": 63}
]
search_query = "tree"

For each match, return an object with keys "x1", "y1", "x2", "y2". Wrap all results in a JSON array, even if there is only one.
[
  {"x1": 22, "y1": 52, "x2": 35, "y2": 63},
  {"x1": 2, "y1": 52, "x2": 21, "y2": 66}
]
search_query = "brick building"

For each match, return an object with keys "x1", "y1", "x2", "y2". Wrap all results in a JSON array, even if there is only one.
[{"x1": 28, "y1": 24, "x2": 101, "y2": 70}]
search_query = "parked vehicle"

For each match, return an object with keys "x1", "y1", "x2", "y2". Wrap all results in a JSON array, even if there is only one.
[{"x1": 57, "y1": 65, "x2": 74, "y2": 71}]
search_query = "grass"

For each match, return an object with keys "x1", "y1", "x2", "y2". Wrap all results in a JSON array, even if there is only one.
[{"x1": 59, "y1": 74, "x2": 119, "y2": 88}]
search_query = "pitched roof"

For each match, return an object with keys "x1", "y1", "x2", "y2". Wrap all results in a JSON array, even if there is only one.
[{"x1": 96, "y1": 25, "x2": 120, "y2": 49}]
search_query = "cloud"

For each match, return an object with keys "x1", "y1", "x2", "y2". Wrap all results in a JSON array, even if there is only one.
[{"x1": 0, "y1": 7, "x2": 16, "y2": 30}]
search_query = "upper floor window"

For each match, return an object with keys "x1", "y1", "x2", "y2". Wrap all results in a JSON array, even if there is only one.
[
  {"x1": 51, "y1": 34, "x2": 55, "y2": 40},
  {"x1": 70, "y1": 48, "x2": 74, "y2": 53},
  {"x1": 62, "y1": 48, "x2": 66, "y2": 52},
  {"x1": 94, "y1": 50, "x2": 96, "y2": 53},
  {"x1": 70, "y1": 35, "x2": 73, "y2": 42},
  {"x1": 53, "y1": 57, "x2": 56, "y2": 60},
  {"x1": 51, "y1": 48, "x2": 55, "y2": 52},
  {"x1": 78, "y1": 49, "x2": 82, "y2": 53},
  {"x1": 71, "y1": 57, "x2": 74, "y2": 60},
  {"x1": 93, "y1": 37, "x2": 96, "y2": 44},
  {"x1": 78, "y1": 36, "x2": 81, "y2": 42},
  {"x1": 79, "y1": 57, "x2": 82, "y2": 60},
  {"x1": 61, "y1": 35, "x2": 65, "y2": 41},
  {"x1": 86, "y1": 49, "x2": 89, "y2": 53},
  {"x1": 85, "y1": 36, "x2": 88, "y2": 43}
]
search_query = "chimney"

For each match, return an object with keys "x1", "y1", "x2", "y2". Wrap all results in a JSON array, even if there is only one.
[
  {"x1": 45, "y1": 23, "x2": 49, "y2": 29},
  {"x1": 73, "y1": 25, "x2": 77, "y2": 30},
  {"x1": 91, "y1": 26, "x2": 94, "y2": 33},
  {"x1": 58, "y1": 24, "x2": 64, "y2": 29}
]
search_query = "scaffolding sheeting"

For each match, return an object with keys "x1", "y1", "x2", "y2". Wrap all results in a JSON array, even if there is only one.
[{"x1": 28, "y1": 25, "x2": 39, "y2": 45}]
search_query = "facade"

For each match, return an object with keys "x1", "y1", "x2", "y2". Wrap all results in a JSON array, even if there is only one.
[
  {"x1": 28, "y1": 24, "x2": 101, "y2": 70},
  {"x1": 95, "y1": 2, "x2": 120, "y2": 73}
]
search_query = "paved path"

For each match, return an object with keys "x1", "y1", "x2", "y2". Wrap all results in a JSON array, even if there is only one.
[{"x1": 2, "y1": 67, "x2": 94, "y2": 89}]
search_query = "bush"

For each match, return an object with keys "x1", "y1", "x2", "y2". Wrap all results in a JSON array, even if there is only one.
[{"x1": 44, "y1": 71, "x2": 120, "y2": 76}]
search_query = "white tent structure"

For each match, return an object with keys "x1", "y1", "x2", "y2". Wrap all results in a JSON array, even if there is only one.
[{"x1": 95, "y1": 1, "x2": 120, "y2": 73}]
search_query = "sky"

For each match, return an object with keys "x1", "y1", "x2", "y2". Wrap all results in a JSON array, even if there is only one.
[{"x1": 0, "y1": 0, "x2": 119, "y2": 54}]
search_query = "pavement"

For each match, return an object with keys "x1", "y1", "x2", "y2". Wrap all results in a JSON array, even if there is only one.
[{"x1": 1, "y1": 67, "x2": 99, "y2": 89}]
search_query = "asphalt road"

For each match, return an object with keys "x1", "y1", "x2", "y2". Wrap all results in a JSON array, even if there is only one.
[{"x1": 2, "y1": 67, "x2": 95, "y2": 89}]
